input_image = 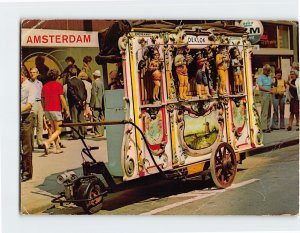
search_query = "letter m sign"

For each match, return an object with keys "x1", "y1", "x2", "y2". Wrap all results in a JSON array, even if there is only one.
[{"x1": 249, "y1": 27, "x2": 260, "y2": 34}]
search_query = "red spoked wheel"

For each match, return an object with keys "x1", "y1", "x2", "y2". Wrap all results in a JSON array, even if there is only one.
[{"x1": 210, "y1": 142, "x2": 237, "y2": 189}]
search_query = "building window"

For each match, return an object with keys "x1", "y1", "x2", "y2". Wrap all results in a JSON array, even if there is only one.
[
  {"x1": 259, "y1": 23, "x2": 292, "y2": 49},
  {"x1": 278, "y1": 25, "x2": 290, "y2": 49},
  {"x1": 259, "y1": 23, "x2": 278, "y2": 48}
]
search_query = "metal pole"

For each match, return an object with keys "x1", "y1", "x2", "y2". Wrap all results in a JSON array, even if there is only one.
[{"x1": 61, "y1": 120, "x2": 128, "y2": 128}]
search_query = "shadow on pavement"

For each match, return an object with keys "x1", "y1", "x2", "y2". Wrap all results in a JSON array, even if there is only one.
[
  {"x1": 39, "y1": 165, "x2": 250, "y2": 215},
  {"x1": 36, "y1": 167, "x2": 84, "y2": 196},
  {"x1": 41, "y1": 173, "x2": 218, "y2": 215},
  {"x1": 100, "y1": 178, "x2": 216, "y2": 211}
]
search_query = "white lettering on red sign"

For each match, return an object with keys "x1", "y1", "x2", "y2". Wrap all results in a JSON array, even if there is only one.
[
  {"x1": 21, "y1": 29, "x2": 98, "y2": 47},
  {"x1": 26, "y1": 34, "x2": 91, "y2": 44}
]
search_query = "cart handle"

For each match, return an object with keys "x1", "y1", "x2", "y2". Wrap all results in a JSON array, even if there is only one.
[
  {"x1": 61, "y1": 120, "x2": 128, "y2": 128},
  {"x1": 88, "y1": 146, "x2": 99, "y2": 151}
]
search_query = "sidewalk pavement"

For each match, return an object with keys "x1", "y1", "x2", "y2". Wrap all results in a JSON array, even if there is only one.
[
  {"x1": 21, "y1": 132, "x2": 108, "y2": 214},
  {"x1": 252, "y1": 102, "x2": 299, "y2": 154},
  {"x1": 20, "y1": 104, "x2": 299, "y2": 214}
]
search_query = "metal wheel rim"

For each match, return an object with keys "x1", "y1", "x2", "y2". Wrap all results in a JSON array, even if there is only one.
[{"x1": 88, "y1": 185, "x2": 102, "y2": 207}]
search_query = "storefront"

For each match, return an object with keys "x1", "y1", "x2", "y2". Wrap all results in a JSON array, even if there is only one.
[
  {"x1": 21, "y1": 28, "x2": 102, "y2": 83},
  {"x1": 21, "y1": 30, "x2": 119, "y2": 89},
  {"x1": 240, "y1": 20, "x2": 298, "y2": 81}
]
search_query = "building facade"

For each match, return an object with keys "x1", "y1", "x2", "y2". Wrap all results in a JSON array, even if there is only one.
[{"x1": 247, "y1": 20, "x2": 298, "y2": 80}]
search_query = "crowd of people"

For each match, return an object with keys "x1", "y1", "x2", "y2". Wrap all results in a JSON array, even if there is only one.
[
  {"x1": 256, "y1": 62, "x2": 299, "y2": 133},
  {"x1": 20, "y1": 55, "x2": 110, "y2": 182}
]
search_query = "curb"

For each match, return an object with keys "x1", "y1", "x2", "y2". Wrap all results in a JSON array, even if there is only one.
[{"x1": 248, "y1": 139, "x2": 299, "y2": 156}]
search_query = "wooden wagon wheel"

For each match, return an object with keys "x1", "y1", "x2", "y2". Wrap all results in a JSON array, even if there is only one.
[{"x1": 210, "y1": 142, "x2": 237, "y2": 188}]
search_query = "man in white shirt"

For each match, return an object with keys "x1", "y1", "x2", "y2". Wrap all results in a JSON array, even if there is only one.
[
  {"x1": 30, "y1": 67, "x2": 44, "y2": 149},
  {"x1": 21, "y1": 66, "x2": 36, "y2": 181}
]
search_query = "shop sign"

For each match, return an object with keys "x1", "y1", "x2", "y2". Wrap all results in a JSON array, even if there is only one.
[
  {"x1": 186, "y1": 35, "x2": 209, "y2": 48},
  {"x1": 259, "y1": 34, "x2": 277, "y2": 47},
  {"x1": 187, "y1": 35, "x2": 207, "y2": 44},
  {"x1": 240, "y1": 20, "x2": 264, "y2": 44},
  {"x1": 21, "y1": 29, "x2": 99, "y2": 47}
]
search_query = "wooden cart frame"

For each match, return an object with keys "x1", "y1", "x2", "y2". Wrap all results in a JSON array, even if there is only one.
[{"x1": 52, "y1": 22, "x2": 263, "y2": 214}]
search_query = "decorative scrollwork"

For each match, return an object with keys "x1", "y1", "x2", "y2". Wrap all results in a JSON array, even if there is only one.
[
  {"x1": 161, "y1": 153, "x2": 168, "y2": 169},
  {"x1": 179, "y1": 150, "x2": 188, "y2": 165},
  {"x1": 125, "y1": 157, "x2": 135, "y2": 177},
  {"x1": 160, "y1": 32, "x2": 170, "y2": 46},
  {"x1": 118, "y1": 35, "x2": 129, "y2": 54},
  {"x1": 143, "y1": 158, "x2": 150, "y2": 172},
  {"x1": 166, "y1": 104, "x2": 175, "y2": 113}
]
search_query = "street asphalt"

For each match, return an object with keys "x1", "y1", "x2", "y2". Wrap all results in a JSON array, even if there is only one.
[{"x1": 20, "y1": 103, "x2": 299, "y2": 214}]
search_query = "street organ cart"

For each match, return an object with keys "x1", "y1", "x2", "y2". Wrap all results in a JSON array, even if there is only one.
[{"x1": 53, "y1": 21, "x2": 263, "y2": 214}]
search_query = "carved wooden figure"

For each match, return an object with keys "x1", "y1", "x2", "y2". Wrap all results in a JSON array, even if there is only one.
[
  {"x1": 206, "y1": 46, "x2": 218, "y2": 95},
  {"x1": 195, "y1": 52, "x2": 211, "y2": 99},
  {"x1": 230, "y1": 47, "x2": 243, "y2": 94},
  {"x1": 175, "y1": 52, "x2": 187, "y2": 99},
  {"x1": 216, "y1": 46, "x2": 230, "y2": 95},
  {"x1": 148, "y1": 60, "x2": 162, "y2": 101}
]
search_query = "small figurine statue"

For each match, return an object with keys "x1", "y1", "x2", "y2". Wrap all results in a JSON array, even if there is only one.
[
  {"x1": 216, "y1": 46, "x2": 230, "y2": 95},
  {"x1": 174, "y1": 48, "x2": 192, "y2": 100},
  {"x1": 195, "y1": 52, "x2": 211, "y2": 99},
  {"x1": 149, "y1": 60, "x2": 162, "y2": 101},
  {"x1": 230, "y1": 47, "x2": 243, "y2": 94},
  {"x1": 138, "y1": 37, "x2": 149, "y2": 62},
  {"x1": 206, "y1": 46, "x2": 217, "y2": 95},
  {"x1": 149, "y1": 47, "x2": 163, "y2": 102}
]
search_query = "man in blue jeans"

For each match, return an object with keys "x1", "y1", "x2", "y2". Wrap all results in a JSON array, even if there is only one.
[
  {"x1": 21, "y1": 66, "x2": 36, "y2": 182},
  {"x1": 257, "y1": 64, "x2": 274, "y2": 133},
  {"x1": 271, "y1": 69, "x2": 286, "y2": 130}
]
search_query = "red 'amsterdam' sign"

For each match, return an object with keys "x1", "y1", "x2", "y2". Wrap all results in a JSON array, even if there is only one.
[{"x1": 21, "y1": 29, "x2": 99, "y2": 47}]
